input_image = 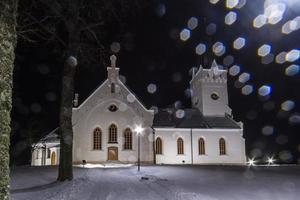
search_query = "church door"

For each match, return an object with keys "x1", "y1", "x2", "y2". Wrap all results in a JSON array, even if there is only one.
[
  {"x1": 51, "y1": 152, "x2": 56, "y2": 165},
  {"x1": 108, "y1": 147, "x2": 118, "y2": 161}
]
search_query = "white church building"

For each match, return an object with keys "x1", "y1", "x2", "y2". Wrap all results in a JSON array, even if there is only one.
[{"x1": 31, "y1": 56, "x2": 246, "y2": 166}]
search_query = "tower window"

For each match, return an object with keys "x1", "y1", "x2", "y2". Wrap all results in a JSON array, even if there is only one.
[{"x1": 111, "y1": 83, "x2": 115, "y2": 93}]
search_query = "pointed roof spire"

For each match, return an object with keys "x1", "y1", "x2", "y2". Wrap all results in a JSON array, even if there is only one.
[
  {"x1": 110, "y1": 54, "x2": 117, "y2": 69},
  {"x1": 211, "y1": 59, "x2": 219, "y2": 69}
]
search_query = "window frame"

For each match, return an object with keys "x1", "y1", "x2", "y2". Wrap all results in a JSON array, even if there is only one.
[
  {"x1": 177, "y1": 137, "x2": 184, "y2": 155},
  {"x1": 155, "y1": 137, "x2": 163, "y2": 155},
  {"x1": 123, "y1": 128, "x2": 133, "y2": 150},
  {"x1": 108, "y1": 124, "x2": 118, "y2": 143},
  {"x1": 93, "y1": 127, "x2": 102, "y2": 150},
  {"x1": 198, "y1": 138, "x2": 206, "y2": 155},
  {"x1": 219, "y1": 138, "x2": 226, "y2": 155}
]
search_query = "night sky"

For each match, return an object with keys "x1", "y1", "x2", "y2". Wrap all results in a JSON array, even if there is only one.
[{"x1": 12, "y1": 0, "x2": 300, "y2": 165}]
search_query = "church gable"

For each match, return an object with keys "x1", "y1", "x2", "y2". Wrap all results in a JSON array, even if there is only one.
[{"x1": 72, "y1": 56, "x2": 154, "y2": 126}]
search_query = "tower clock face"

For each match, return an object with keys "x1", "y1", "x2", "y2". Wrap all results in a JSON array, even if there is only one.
[{"x1": 211, "y1": 92, "x2": 220, "y2": 100}]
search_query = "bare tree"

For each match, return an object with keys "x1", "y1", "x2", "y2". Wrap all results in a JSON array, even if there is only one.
[{"x1": 17, "y1": 0, "x2": 148, "y2": 181}]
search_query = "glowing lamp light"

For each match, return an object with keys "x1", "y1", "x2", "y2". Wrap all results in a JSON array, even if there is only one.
[
  {"x1": 135, "y1": 125, "x2": 144, "y2": 135},
  {"x1": 248, "y1": 158, "x2": 256, "y2": 166},
  {"x1": 267, "y1": 157, "x2": 275, "y2": 165}
]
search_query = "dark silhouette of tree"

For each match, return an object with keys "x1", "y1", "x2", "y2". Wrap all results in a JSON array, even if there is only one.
[
  {"x1": 0, "y1": 0, "x2": 18, "y2": 199},
  {"x1": 17, "y1": 0, "x2": 149, "y2": 181}
]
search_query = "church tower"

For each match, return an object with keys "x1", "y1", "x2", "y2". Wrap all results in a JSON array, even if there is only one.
[
  {"x1": 107, "y1": 55, "x2": 120, "y2": 94},
  {"x1": 190, "y1": 60, "x2": 232, "y2": 116}
]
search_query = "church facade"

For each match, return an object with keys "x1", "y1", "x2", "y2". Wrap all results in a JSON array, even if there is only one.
[{"x1": 31, "y1": 56, "x2": 246, "y2": 166}]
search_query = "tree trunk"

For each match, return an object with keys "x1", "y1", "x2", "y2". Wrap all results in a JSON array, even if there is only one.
[
  {"x1": 0, "y1": 0, "x2": 17, "y2": 199},
  {"x1": 57, "y1": 0, "x2": 80, "y2": 181}
]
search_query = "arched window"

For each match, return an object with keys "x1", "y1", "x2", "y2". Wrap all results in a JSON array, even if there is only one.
[
  {"x1": 177, "y1": 138, "x2": 184, "y2": 155},
  {"x1": 108, "y1": 124, "x2": 117, "y2": 143},
  {"x1": 124, "y1": 128, "x2": 132, "y2": 150},
  {"x1": 198, "y1": 138, "x2": 205, "y2": 155},
  {"x1": 219, "y1": 138, "x2": 226, "y2": 155},
  {"x1": 111, "y1": 83, "x2": 115, "y2": 93},
  {"x1": 155, "y1": 137, "x2": 162, "y2": 155},
  {"x1": 93, "y1": 127, "x2": 102, "y2": 150}
]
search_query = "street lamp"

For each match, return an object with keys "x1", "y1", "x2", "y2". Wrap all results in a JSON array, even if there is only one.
[{"x1": 135, "y1": 125, "x2": 143, "y2": 171}]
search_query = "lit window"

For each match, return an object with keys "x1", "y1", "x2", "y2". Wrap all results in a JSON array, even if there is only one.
[
  {"x1": 219, "y1": 138, "x2": 226, "y2": 155},
  {"x1": 93, "y1": 127, "x2": 102, "y2": 150},
  {"x1": 177, "y1": 138, "x2": 184, "y2": 155},
  {"x1": 108, "y1": 124, "x2": 117, "y2": 143},
  {"x1": 199, "y1": 138, "x2": 205, "y2": 155},
  {"x1": 155, "y1": 137, "x2": 162, "y2": 154},
  {"x1": 124, "y1": 128, "x2": 132, "y2": 150}
]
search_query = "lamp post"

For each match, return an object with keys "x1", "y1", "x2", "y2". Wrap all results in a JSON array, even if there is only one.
[{"x1": 135, "y1": 125, "x2": 143, "y2": 172}]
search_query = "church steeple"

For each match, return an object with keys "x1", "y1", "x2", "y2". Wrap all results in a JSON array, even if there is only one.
[{"x1": 107, "y1": 55, "x2": 120, "y2": 84}]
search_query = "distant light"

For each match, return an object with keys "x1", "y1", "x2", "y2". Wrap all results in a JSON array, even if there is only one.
[
  {"x1": 281, "y1": 17, "x2": 300, "y2": 34},
  {"x1": 262, "y1": 125, "x2": 274, "y2": 136},
  {"x1": 248, "y1": 158, "x2": 256, "y2": 166},
  {"x1": 236, "y1": 0, "x2": 247, "y2": 9},
  {"x1": 289, "y1": 113, "x2": 300, "y2": 125},
  {"x1": 286, "y1": 49, "x2": 300, "y2": 62},
  {"x1": 281, "y1": 100, "x2": 295, "y2": 111},
  {"x1": 238, "y1": 72, "x2": 250, "y2": 83},
  {"x1": 258, "y1": 44, "x2": 271, "y2": 57},
  {"x1": 275, "y1": 51, "x2": 287, "y2": 64},
  {"x1": 264, "y1": 2, "x2": 286, "y2": 25},
  {"x1": 209, "y1": 0, "x2": 220, "y2": 4},
  {"x1": 147, "y1": 83, "x2": 157, "y2": 94},
  {"x1": 241, "y1": 85, "x2": 253, "y2": 95},
  {"x1": 135, "y1": 125, "x2": 144, "y2": 134},
  {"x1": 258, "y1": 85, "x2": 271, "y2": 96},
  {"x1": 225, "y1": 11, "x2": 237, "y2": 25},
  {"x1": 206, "y1": 23, "x2": 217, "y2": 35},
  {"x1": 223, "y1": 55, "x2": 234, "y2": 66},
  {"x1": 233, "y1": 37, "x2": 246, "y2": 50},
  {"x1": 176, "y1": 109, "x2": 185, "y2": 119},
  {"x1": 127, "y1": 94, "x2": 135, "y2": 103},
  {"x1": 285, "y1": 64, "x2": 299, "y2": 76},
  {"x1": 226, "y1": 0, "x2": 239, "y2": 9},
  {"x1": 267, "y1": 157, "x2": 275, "y2": 165},
  {"x1": 212, "y1": 42, "x2": 226, "y2": 56},
  {"x1": 253, "y1": 15, "x2": 267, "y2": 28},
  {"x1": 195, "y1": 43, "x2": 206, "y2": 55},
  {"x1": 261, "y1": 53, "x2": 274, "y2": 65},
  {"x1": 110, "y1": 42, "x2": 121, "y2": 53},
  {"x1": 187, "y1": 17, "x2": 198, "y2": 30},
  {"x1": 229, "y1": 65, "x2": 241, "y2": 76},
  {"x1": 180, "y1": 28, "x2": 191, "y2": 41}
]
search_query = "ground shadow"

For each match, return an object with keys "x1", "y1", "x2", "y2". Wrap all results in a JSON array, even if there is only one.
[{"x1": 11, "y1": 181, "x2": 62, "y2": 194}]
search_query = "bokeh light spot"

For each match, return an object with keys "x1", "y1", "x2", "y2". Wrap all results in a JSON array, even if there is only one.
[
  {"x1": 206, "y1": 23, "x2": 217, "y2": 35},
  {"x1": 241, "y1": 85, "x2": 253, "y2": 95},
  {"x1": 238, "y1": 72, "x2": 250, "y2": 83},
  {"x1": 195, "y1": 43, "x2": 206, "y2": 55},
  {"x1": 285, "y1": 49, "x2": 300, "y2": 62},
  {"x1": 147, "y1": 83, "x2": 157, "y2": 94},
  {"x1": 258, "y1": 85, "x2": 271, "y2": 96},
  {"x1": 226, "y1": 0, "x2": 239, "y2": 9},
  {"x1": 258, "y1": 44, "x2": 271, "y2": 57},
  {"x1": 233, "y1": 37, "x2": 246, "y2": 50},
  {"x1": 229, "y1": 65, "x2": 241, "y2": 76},
  {"x1": 281, "y1": 100, "x2": 295, "y2": 111},
  {"x1": 225, "y1": 11, "x2": 237, "y2": 25},
  {"x1": 262, "y1": 125, "x2": 274, "y2": 136},
  {"x1": 180, "y1": 28, "x2": 190, "y2": 41},
  {"x1": 187, "y1": 17, "x2": 198, "y2": 30},
  {"x1": 285, "y1": 64, "x2": 299, "y2": 76}
]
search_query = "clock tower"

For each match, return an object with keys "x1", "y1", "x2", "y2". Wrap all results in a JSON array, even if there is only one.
[{"x1": 190, "y1": 60, "x2": 232, "y2": 116}]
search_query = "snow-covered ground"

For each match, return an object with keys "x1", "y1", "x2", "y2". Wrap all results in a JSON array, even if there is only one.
[{"x1": 10, "y1": 165, "x2": 300, "y2": 200}]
